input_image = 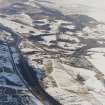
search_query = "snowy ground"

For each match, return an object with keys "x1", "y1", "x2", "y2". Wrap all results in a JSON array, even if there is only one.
[
  {"x1": 41, "y1": 0, "x2": 105, "y2": 22},
  {"x1": 0, "y1": 0, "x2": 105, "y2": 105}
]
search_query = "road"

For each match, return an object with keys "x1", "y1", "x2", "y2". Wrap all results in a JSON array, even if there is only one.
[
  {"x1": 6, "y1": 42, "x2": 44, "y2": 105},
  {"x1": 0, "y1": 24, "x2": 61, "y2": 105}
]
